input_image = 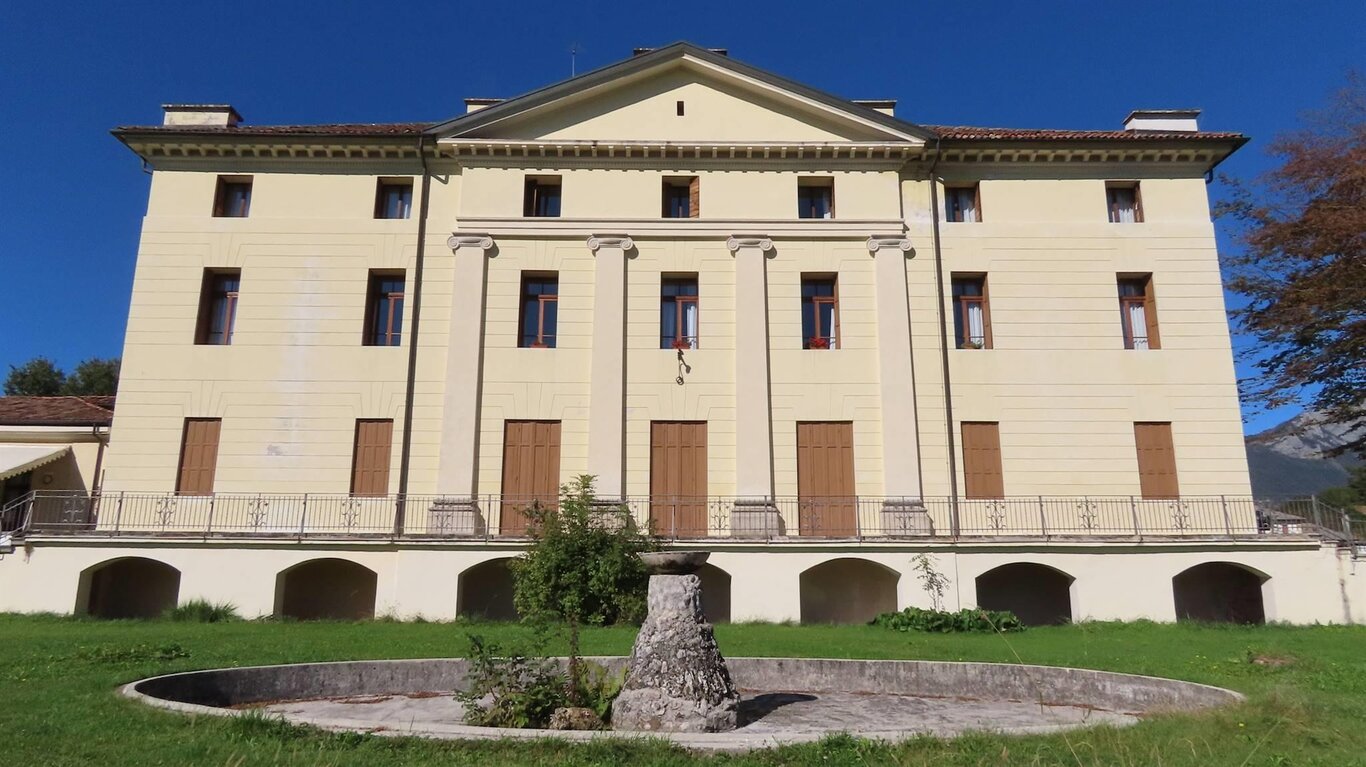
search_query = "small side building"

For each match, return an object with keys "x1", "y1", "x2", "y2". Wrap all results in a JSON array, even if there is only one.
[{"x1": 0, "y1": 396, "x2": 113, "y2": 530}]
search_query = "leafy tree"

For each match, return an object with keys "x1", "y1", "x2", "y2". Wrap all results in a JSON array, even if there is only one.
[
  {"x1": 3, "y1": 356, "x2": 120, "y2": 397},
  {"x1": 510, "y1": 475, "x2": 656, "y2": 701},
  {"x1": 1217, "y1": 73, "x2": 1365, "y2": 455},
  {"x1": 4, "y1": 357, "x2": 65, "y2": 396},
  {"x1": 61, "y1": 357, "x2": 120, "y2": 396}
]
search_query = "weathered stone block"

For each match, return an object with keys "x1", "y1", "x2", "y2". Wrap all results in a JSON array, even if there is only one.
[{"x1": 611, "y1": 574, "x2": 739, "y2": 732}]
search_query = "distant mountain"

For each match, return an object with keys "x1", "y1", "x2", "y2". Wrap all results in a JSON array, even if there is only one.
[{"x1": 1245, "y1": 411, "x2": 1364, "y2": 497}]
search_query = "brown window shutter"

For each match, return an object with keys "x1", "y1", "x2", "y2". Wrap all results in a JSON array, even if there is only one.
[
  {"x1": 500, "y1": 420, "x2": 562, "y2": 534},
  {"x1": 176, "y1": 418, "x2": 222, "y2": 495},
  {"x1": 795, "y1": 422, "x2": 857, "y2": 536},
  {"x1": 350, "y1": 420, "x2": 394, "y2": 497},
  {"x1": 1143, "y1": 276, "x2": 1161, "y2": 350},
  {"x1": 688, "y1": 176, "x2": 700, "y2": 218},
  {"x1": 649, "y1": 421, "x2": 708, "y2": 536},
  {"x1": 1134, "y1": 422, "x2": 1179, "y2": 499},
  {"x1": 961, "y1": 422, "x2": 1004, "y2": 499}
]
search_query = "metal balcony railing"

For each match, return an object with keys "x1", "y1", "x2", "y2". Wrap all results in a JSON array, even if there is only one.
[{"x1": 3, "y1": 490, "x2": 1356, "y2": 545}]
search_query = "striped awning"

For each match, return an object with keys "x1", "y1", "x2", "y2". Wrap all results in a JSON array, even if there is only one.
[{"x1": 0, "y1": 445, "x2": 70, "y2": 483}]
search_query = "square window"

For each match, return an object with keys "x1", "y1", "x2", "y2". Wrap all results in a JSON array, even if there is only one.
[
  {"x1": 800, "y1": 275, "x2": 839, "y2": 349},
  {"x1": 662, "y1": 177, "x2": 699, "y2": 218},
  {"x1": 660, "y1": 275, "x2": 699, "y2": 349},
  {"x1": 213, "y1": 176, "x2": 252, "y2": 217},
  {"x1": 375, "y1": 179, "x2": 413, "y2": 219},
  {"x1": 523, "y1": 176, "x2": 561, "y2": 217},
  {"x1": 1107, "y1": 182, "x2": 1143, "y2": 223},
  {"x1": 364, "y1": 271, "x2": 406, "y2": 346},
  {"x1": 195, "y1": 269, "x2": 241, "y2": 345},
  {"x1": 519, "y1": 273, "x2": 559, "y2": 347},
  {"x1": 797, "y1": 178, "x2": 834, "y2": 219},
  {"x1": 945, "y1": 184, "x2": 981, "y2": 222}
]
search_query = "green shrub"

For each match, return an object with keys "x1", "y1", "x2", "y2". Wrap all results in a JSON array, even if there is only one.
[
  {"x1": 164, "y1": 599, "x2": 240, "y2": 623},
  {"x1": 872, "y1": 606, "x2": 1024, "y2": 633},
  {"x1": 510, "y1": 475, "x2": 657, "y2": 627},
  {"x1": 573, "y1": 660, "x2": 626, "y2": 722},
  {"x1": 455, "y1": 634, "x2": 568, "y2": 729}
]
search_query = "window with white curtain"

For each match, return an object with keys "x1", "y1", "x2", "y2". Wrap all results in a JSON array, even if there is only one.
[
  {"x1": 1107, "y1": 182, "x2": 1143, "y2": 223},
  {"x1": 661, "y1": 276, "x2": 699, "y2": 349},
  {"x1": 1118, "y1": 275, "x2": 1159, "y2": 350},
  {"x1": 945, "y1": 184, "x2": 981, "y2": 222},
  {"x1": 951, "y1": 275, "x2": 991, "y2": 349}
]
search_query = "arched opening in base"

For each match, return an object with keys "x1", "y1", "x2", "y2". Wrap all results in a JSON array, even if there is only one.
[
  {"x1": 975, "y1": 563, "x2": 1074, "y2": 626},
  {"x1": 1173, "y1": 562, "x2": 1267, "y2": 624},
  {"x1": 799, "y1": 558, "x2": 898, "y2": 624},
  {"x1": 76, "y1": 557, "x2": 181, "y2": 619},
  {"x1": 275, "y1": 558, "x2": 377, "y2": 620},
  {"x1": 697, "y1": 562, "x2": 731, "y2": 624},
  {"x1": 457, "y1": 558, "x2": 520, "y2": 621}
]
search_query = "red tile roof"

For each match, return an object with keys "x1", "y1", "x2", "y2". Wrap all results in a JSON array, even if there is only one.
[
  {"x1": 114, "y1": 122, "x2": 1245, "y2": 142},
  {"x1": 114, "y1": 122, "x2": 432, "y2": 137},
  {"x1": 0, "y1": 396, "x2": 115, "y2": 427},
  {"x1": 924, "y1": 125, "x2": 1245, "y2": 141}
]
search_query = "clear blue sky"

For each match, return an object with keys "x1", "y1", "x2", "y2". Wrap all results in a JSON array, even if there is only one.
[{"x1": 2, "y1": 0, "x2": 1361, "y2": 434}]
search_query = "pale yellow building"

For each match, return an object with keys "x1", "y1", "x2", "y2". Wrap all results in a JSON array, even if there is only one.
[{"x1": 2, "y1": 43, "x2": 1360, "y2": 625}]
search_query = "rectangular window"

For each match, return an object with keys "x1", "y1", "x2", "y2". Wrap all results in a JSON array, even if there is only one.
[
  {"x1": 374, "y1": 179, "x2": 413, "y2": 219},
  {"x1": 195, "y1": 269, "x2": 241, "y2": 345},
  {"x1": 212, "y1": 176, "x2": 252, "y2": 217},
  {"x1": 364, "y1": 271, "x2": 405, "y2": 346},
  {"x1": 660, "y1": 275, "x2": 699, "y2": 349},
  {"x1": 1118, "y1": 274, "x2": 1160, "y2": 350},
  {"x1": 1134, "y1": 422, "x2": 1179, "y2": 499},
  {"x1": 951, "y1": 274, "x2": 991, "y2": 349},
  {"x1": 176, "y1": 418, "x2": 221, "y2": 496},
  {"x1": 797, "y1": 178, "x2": 834, "y2": 219},
  {"x1": 944, "y1": 184, "x2": 981, "y2": 223},
  {"x1": 800, "y1": 275, "x2": 839, "y2": 349},
  {"x1": 662, "y1": 177, "x2": 699, "y2": 218},
  {"x1": 961, "y1": 422, "x2": 1004, "y2": 499},
  {"x1": 1107, "y1": 182, "x2": 1143, "y2": 223},
  {"x1": 523, "y1": 176, "x2": 562, "y2": 217},
  {"x1": 519, "y1": 273, "x2": 559, "y2": 348},
  {"x1": 350, "y1": 419, "x2": 394, "y2": 497}
]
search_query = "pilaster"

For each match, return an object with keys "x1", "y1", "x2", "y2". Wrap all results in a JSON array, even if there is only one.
[
  {"x1": 434, "y1": 233, "x2": 494, "y2": 523},
  {"x1": 586, "y1": 235, "x2": 633, "y2": 500}
]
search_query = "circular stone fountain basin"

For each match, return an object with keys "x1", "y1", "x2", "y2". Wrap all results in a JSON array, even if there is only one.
[{"x1": 122, "y1": 657, "x2": 1242, "y2": 752}]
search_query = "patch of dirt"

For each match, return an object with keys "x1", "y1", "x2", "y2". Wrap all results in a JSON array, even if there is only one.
[
  {"x1": 338, "y1": 695, "x2": 394, "y2": 705},
  {"x1": 1250, "y1": 654, "x2": 1296, "y2": 668},
  {"x1": 404, "y1": 691, "x2": 444, "y2": 699}
]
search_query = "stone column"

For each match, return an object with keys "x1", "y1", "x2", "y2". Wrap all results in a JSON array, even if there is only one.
[
  {"x1": 868, "y1": 235, "x2": 932, "y2": 535},
  {"x1": 727, "y1": 236, "x2": 781, "y2": 536},
  {"x1": 586, "y1": 235, "x2": 632, "y2": 501},
  {"x1": 433, "y1": 233, "x2": 495, "y2": 535}
]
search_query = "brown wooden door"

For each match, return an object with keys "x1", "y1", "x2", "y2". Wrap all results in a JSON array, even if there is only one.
[
  {"x1": 650, "y1": 422, "x2": 708, "y2": 537},
  {"x1": 350, "y1": 420, "x2": 394, "y2": 496},
  {"x1": 961, "y1": 422, "x2": 1004, "y2": 499},
  {"x1": 1134, "y1": 422, "x2": 1179, "y2": 499},
  {"x1": 176, "y1": 418, "x2": 221, "y2": 495},
  {"x1": 500, "y1": 420, "x2": 561, "y2": 535},
  {"x1": 796, "y1": 422, "x2": 857, "y2": 536}
]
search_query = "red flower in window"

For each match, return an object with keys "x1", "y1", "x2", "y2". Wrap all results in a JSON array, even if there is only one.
[
  {"x1": 806, "y1": 337, "x2": 830, "y2": 349},
  {"x1": 671, "y1": 337, "x2": 692, "y2": 350}
]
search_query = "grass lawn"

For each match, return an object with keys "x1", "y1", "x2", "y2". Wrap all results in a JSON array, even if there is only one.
[{"x1": 3, "y1": 615, "x2": 1365, "y2": 766}]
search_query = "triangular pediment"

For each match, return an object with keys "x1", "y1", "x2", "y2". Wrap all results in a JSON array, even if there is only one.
[{"x1": 430, "y1": 43, "x2": 929, "y2": 145}]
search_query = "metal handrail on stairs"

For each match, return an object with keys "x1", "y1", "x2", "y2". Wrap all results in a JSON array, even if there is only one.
[{"x1": 0, "y1": 491, "x2": 36, "y2": 536}]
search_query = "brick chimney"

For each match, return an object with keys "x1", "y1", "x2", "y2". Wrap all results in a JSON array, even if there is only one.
[{"x1": 162, "y1": 104, "x2": 242, "y2": 127}]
